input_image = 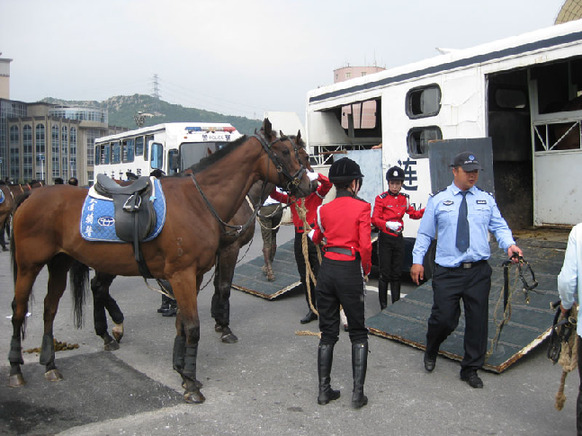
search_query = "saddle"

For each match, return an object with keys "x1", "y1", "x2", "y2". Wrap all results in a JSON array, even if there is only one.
[{"x1": 94, "y1": 174, "x2": 156, "y2": 242}]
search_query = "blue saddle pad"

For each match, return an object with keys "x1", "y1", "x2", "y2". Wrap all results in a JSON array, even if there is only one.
[
  {"x1": 0, "y1": 190, "x2": 4, "y2": 204},
  {"x1": 80, "y1": 178, "x2": 166, "y2": 242}
]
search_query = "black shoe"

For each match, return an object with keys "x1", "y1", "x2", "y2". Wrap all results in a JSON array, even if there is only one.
[
  {"x1": 423, "y1": 352, "x2": 436, "y2": 372},
  {"x1": 300, "y1": 310, "x2": 318, "y2": 324},
  {"x1": 157, "y1": 303, "x2": 170, "y2": 314},
  {"x1": 460, "y1": 371, "x2": 483, "y2": 388},
  {"x1": 161, "y1": 306, "x2": 177, "y2": 317}
]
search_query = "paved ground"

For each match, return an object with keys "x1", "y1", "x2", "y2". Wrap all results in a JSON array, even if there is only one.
[{"x1": 0, "y1": 225, "x2": 578, "y2": 435}]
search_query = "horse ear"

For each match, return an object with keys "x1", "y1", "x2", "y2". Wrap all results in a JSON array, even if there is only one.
[
  {"x1": 296, "y1": 130, "x2": 302, "y2": 143},
  {"x1": 263, "y1": 118, "x2": 272, "y2": 136},
  {"x1": 279, "y1": 130, "x2": 284, "y2": 138}
]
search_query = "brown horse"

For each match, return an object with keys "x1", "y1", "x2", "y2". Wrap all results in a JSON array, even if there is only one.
[
  {"x1": 0, "y1": 185, "x2": 15, "y2": 251},
  {"x1": 8, "y1": 122, "x2": 313, "y2": 404},
  {"x1": 90, "y1": 132, "x2": 311, "y2": 349}
]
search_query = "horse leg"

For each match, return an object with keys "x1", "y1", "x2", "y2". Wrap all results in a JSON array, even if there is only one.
[
  {"x1": 9, "y1": 260, "x2": 45, "y2": 387},
  {"x1": 211, "y1": 250, "x2": 238, "y2": 343},
  {"x1": 171, "y1": 272, "x2": 205, "y2": 404},
  {"x1": 262, "y1": 247, "x2": 275, "y2": 281},
  {"x1": 91, "y1": 272, "x2": 124, "y2": 351},
  {"x1": 0, "y1": 220, "x2": 8, "y2": 251},
  {"x1": 41, "y1": 256, "x2": 74, "y2": 382}
]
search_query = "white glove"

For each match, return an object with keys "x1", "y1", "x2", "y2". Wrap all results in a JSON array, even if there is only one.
[
  {"x1": 307, "y1": 229, "x2": 315, "y2": 240},
  {"x1": 386, "y1": 221, "x2": 402, "y2": 232},
  {"x1": 307, "y1": 171, "x2": 319, "y2": 182}
]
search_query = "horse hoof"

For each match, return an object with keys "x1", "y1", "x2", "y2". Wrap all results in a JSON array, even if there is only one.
[
  {"x1": 44, "y1": 369, "x2": 63, "y2": 382},
  {"x1": 8, "y1": 373, "x2": 26, "y2": 387},
  {"x1": 183, "y1": 389, "x2": 205, "y2": 404},
  {"x1": 104, "y1": 339, "x2": 120, "y2": 351},
  {"x1": 221, "y1": 332, "x2": 239, "y2": 344},
  {"x1": 112, "y1": 323, "x2": 124, "y2": 343}
]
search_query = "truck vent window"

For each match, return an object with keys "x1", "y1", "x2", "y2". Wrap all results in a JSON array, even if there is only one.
[
  {"x1": 406, "y1": 85, "x2": 441, "y2": 119},
  {"x1": 407, "y1": 126, "x2": 442, "y2": 157}
]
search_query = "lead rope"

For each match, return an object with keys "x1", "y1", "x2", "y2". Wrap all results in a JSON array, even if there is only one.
[
  {"x1": 549, "y1": 304, "x2": 578, "y2": 410},
  {"x1": 295, "y1": 201, "x2": 331, "y2": 338}
]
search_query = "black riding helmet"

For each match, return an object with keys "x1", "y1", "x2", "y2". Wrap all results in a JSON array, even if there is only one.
[
  {"x1": 328, "y1": 157, "x2": 364, "y2": 185},
  {"x1": 386, "y1": 166, "x2": 405, "y2": 182}
]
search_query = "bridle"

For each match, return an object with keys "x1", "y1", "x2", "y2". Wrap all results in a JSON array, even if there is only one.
[
  {"x1": 252, "y1": 133, "x2": 306, "y2": 195},
  {"x1": 190, "y1": 131, "x2": 307, "y2": 236}
]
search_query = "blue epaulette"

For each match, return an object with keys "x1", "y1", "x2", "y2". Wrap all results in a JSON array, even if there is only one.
[
  {"x1": 429, "y1": 187, "x2": 447, "y2": 197},
  {"x1": 476, "y1": 186, "x2": 495, "y2": 198}
]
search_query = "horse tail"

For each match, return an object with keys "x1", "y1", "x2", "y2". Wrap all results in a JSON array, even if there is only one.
[{"x1": 70, "y1": 260, "x2": 90, "y2": 329}]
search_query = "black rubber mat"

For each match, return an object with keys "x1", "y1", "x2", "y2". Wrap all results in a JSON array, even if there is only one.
[
  {"x1": 0, "y1": 351, "x2": 183, "y2": 435},
  {"x1": 232, "y1": 239, "x2": 301, "y2": 299},
  {"x1": 366, "y1": 238, "x2": 566, "y2": 373}
]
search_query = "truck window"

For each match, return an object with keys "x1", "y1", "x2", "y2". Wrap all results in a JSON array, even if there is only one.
[
  {"x1": 406, "y1": 85, "x2": 441, "y2": 119},
  {"x1": 151, "y1": 142, "x2": 163, "y2": 170},
  {"x1": 407, "y1": 126, "x2": 442, "y2": 157}
]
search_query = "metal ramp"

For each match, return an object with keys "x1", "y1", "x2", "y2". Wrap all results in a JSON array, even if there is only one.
[
  {"x1": 366, "y1": 237, "x2": 567, "y2": 373},
  {"x1": 232, "y1": 239, "x2": 301, "y2": 299}
]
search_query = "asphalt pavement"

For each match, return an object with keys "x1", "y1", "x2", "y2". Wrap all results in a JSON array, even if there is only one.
[{"x1": 0, "y1": 224, "x2": 578, "y2": 435}]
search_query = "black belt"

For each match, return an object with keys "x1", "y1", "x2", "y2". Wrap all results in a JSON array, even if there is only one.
[
  {"x1": 325, "y1": 247, "x2": 354, "y2": 256},
  {"x1": 438, "y1": 260, "x2": 487, "y2": 270},
  {"x1": 297, "y1": 223, "x2": 315, "y2": 231}
]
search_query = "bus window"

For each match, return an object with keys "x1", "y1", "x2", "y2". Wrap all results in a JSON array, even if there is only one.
[
  {"x1": 168, "y1": 149, "x2": 179, "y2": 175},
  {"x1": 111, "y1": 141, "x2": 121, "y2": 164},
  {"x1": 135, "y1": 136, "x2": 144, "y2": 157},
  {"x1": 95, "y1": 145, "x2": 101, "y2": 166},
  {"x1": 122, "y1": 138, "x2": 135, "y2": 163},
  {"x1": 407, "y1": 126, "x2": 442, "y2": 157},
  {"x1": 151, "y1": 142, "x2": 163, "y2": 169},
  {"x1": 406, "y1": 85, "x2": 441, "y2": 119},
  {"x1": 145, "y1": 135, "x2": 154, "y2": 161},
  {"x1": 100, "y1": 143, "x2": 110, "y2": 165}
]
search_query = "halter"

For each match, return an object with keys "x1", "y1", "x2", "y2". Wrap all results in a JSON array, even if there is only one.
[
  {"x1": 190, "y1": 132, "x2": 306, "y2": 237},
  {"x1": 252, "y1": 133, "x2": 306, "y2": 194}
]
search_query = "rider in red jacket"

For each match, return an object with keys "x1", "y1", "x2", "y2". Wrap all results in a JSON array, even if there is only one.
[
  {"x1": 372, "y1": 166, "x2": 424, "y2": 309},
  {"x1": 309, "y1": 157, "x2": 372, "y2": 409},
  {"x1": 270, "y1": 172, "x2": 332, "y2": 324}
]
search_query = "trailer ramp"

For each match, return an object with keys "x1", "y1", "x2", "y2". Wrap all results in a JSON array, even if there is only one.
[
  {"x1": 366, "y1": 236, "x2": 567, "y2": 373},
  {"x1": 232, "y1": 239, "x2": 301, "y2": 300}
]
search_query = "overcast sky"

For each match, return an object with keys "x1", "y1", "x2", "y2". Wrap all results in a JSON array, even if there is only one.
[{"x1": 0, "y1": 0, "x2": 566, "y2": 120}]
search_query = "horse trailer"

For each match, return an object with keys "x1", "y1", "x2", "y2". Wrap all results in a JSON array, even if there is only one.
[{"x1": 306, "y1": 19, "x2": 582, "y2": 238}]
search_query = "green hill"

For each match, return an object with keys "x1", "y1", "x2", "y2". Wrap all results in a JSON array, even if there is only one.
[{"x1": 42, "y1": 95, "x2": 262, "y2": 135}]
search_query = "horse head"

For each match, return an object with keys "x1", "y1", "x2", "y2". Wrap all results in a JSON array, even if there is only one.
[{"x1": 254, "y1": 119, "x2": 313, "y2": 197}]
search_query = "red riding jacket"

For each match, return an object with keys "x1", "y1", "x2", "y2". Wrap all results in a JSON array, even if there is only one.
[
  {"x1": 372, "y1": 191, "x2": 424, "y2": 237},
  {"x1": 310, "y1": 194, "x2": 372, "y2": 276}
]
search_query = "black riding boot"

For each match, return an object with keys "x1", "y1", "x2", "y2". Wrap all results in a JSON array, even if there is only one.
[
  {"x1": 158, "y1": 294, "x2": 172, "y2": 313},
  {"x1": 378, "y1": 278, "x2": 388, "y2": 310},
  {"x1": 351, "y1": 341, "x2": 368, "y2": 409},
  {"x1": 317, "y1": 343, "x2": 340, "y2": 405},
  {"x1": 390, "y1": 281, "x2": 401, "y2": 304}
]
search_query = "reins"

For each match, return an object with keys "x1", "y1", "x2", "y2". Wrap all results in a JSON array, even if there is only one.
[{"x1": 487, "y1": 255, "x2": 539, "y2": 358}]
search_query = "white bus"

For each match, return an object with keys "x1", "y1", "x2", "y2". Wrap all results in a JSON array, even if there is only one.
[
  {"x1": 306, "y1": 19, "x2": 582, "y2": 240},
  {"x1": 93, "y1": 122, "x2": 242, "y2": 182}
]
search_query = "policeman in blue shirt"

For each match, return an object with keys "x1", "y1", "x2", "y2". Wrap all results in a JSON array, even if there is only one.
[{"x1": 410, "y1": 151, "x2": 522, "y2": 389}]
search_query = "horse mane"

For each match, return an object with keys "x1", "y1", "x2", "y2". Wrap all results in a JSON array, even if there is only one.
[{"x1": 189, "y1": 135, "x2": 249, "y2": 174}]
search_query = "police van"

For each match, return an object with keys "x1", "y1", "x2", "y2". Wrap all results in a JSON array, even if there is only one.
[{"x1": 93, "y1": 122, "x2": 242, "y2": 182}]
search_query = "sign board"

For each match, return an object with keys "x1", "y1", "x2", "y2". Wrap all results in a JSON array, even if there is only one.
[
  {"x1": 428, "y1": 138, "x2": 495, "y2": 194},
  {"x1": 345, "y1": 149, "x2": 383, "y2": 205}
]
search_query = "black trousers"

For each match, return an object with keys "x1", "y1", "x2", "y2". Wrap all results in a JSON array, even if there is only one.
[
  {"x1": 426, "y1": 261, "x2": 492, "y2": 374},
  {"x1": 316, "y1": 257, "x2": 368, "y2": 345},
  {"x1": 377, "y1": 231, "x2": 404, "y2": 282},
  {"x1": 294, "y1": 231, "x2": 320, "y2": 309}
]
